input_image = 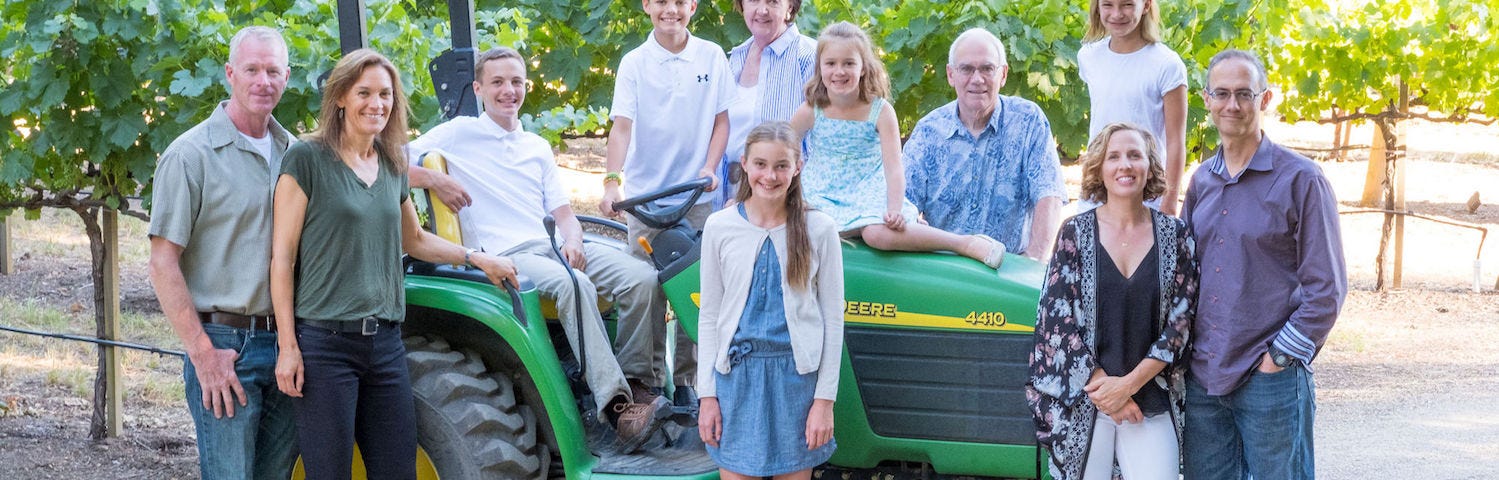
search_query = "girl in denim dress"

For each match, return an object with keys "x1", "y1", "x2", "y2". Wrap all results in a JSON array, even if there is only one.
[{"x1": 697, "y1": 121, "x2": 845, "y2": 479}]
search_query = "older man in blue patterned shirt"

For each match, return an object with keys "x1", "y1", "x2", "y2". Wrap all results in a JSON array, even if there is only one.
[{"x1": 903, "y1": 28, "x2": 1067, "y2": 260}]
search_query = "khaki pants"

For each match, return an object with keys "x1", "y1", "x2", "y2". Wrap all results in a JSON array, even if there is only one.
[{"x1": 506, "y1": 239, "x2": 664, "y2": 411}]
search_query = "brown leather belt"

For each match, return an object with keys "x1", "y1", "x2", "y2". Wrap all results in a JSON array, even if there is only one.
[{"x1": 199, "y1": 312, "x2": 277, "y2": 332}]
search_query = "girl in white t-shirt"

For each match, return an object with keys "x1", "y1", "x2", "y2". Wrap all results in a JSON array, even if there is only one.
[{"x1": 1078, "y1": 0, "x2": 1188, "y2": 215}]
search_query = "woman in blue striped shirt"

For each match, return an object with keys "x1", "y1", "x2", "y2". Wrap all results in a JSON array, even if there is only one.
[{"x1": 720, "y1": 0, "x2": 817, "y2": 206}]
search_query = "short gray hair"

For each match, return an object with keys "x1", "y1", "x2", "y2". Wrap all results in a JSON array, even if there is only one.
[
  {"x1": 1206, "y1": 49, "x2": 1269, "y2": 92},
  {"x1": 228, "y1": 26, "x2": 287, "y2": 65},
  {"x1": 948, "y1": 28, "x2": 1007, "y2": 67}
]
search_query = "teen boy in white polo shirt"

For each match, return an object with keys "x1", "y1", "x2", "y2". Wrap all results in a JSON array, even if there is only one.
[
  {"x1": 598, "y1": 0, "x2": 735, "y2": 406},
  {"x1": 409, "y1": 47, "x2": 671, "y2": 452}
]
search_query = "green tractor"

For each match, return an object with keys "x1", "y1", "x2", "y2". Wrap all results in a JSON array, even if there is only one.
[
  {"x1": 326, "y1": 2, "x2": 1050, "y2": 478},
  {"x1": 396, "y1": 172, "x2": 1048, "y2": 480}
]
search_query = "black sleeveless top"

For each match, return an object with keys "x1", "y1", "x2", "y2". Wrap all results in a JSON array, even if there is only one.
[{"x1": 1094, "y1": 221, "x2": 1169, "y2": 415}]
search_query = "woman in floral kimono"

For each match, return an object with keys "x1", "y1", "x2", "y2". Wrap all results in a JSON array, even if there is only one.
[{"x1": 1026, "y1": 122, "x2": 1199, "y2": 480}]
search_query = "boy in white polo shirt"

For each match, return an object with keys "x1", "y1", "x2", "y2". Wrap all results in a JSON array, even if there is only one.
[
  {"x1": 598, "y1": 0, "x2": 734, "y2": 407},
  {"x1": 410, "y1": 47, "x2": 672, "y2": 452}
]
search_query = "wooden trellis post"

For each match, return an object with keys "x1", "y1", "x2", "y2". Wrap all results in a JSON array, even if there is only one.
[
  {"x1": 0, "y1": 218, "x2": 11, "y2": 275},
  {"x1": 100, "y1": 209, "x2": 123, "y2": 437}
]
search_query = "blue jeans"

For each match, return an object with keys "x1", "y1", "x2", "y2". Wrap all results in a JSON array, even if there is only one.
[
  {"x1": 1184, "y1": 363, "x2": 1316, "y2": 480},
  {"x1": 292, "y1": 322, "x2": 416, "y2": 480},
  {"x1": 183, "y1": 323, "x2": 298, "y2": 480}
]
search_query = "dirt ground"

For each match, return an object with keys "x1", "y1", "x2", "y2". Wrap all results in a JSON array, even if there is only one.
[{"x1": 0, "y1": 116, "x2": 1496, "y2": 479}]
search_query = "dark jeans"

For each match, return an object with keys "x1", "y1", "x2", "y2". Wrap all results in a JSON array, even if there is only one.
[
  {"x1": 1183, "y1": 363, "x2": 1317, "y2": 480},
  {"x1": 184, "y1": 323, "x2": 298, "y2": 480},
  {"x1": 293, "y1": 322, "x2": 416, "y2": 480}
]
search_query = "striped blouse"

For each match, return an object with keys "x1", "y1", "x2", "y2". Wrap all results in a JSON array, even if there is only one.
[{"x1": 726, "y1": 25, "x2": 817, "y2": 124}]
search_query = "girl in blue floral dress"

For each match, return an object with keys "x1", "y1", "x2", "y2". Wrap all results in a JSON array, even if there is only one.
[
  {"x1": 789, "y1": 22, "x2": 1006, "y2": 269},
  {"x1": 697, "y1": 122, "x2": 845, "y2": 479}
]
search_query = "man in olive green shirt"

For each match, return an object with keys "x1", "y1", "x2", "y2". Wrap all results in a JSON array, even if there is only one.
[{"x1": 146, "y1": 26, "x2": 298, "y2": 479}]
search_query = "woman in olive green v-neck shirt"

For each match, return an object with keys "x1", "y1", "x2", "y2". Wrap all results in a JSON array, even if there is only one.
[{"x1": 267, "y1": 49, "x2": 518, "y2": 480}]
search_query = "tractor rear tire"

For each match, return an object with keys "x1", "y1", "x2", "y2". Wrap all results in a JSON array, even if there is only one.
[{"x1": 405, "y1": 334, "x2": 550, "y2": 479}]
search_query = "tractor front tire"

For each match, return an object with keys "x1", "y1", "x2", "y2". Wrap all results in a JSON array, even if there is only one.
[{"x1": 405, "y1": 334, "x2": 549, "y2": 479}]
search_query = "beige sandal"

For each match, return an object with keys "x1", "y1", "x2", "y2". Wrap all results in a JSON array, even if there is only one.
[{"x1": 974, "y1": 234, "x2": 1006, "y2": 269}]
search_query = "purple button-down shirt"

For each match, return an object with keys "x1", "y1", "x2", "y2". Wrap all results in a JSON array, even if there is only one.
[{"x1": 1180, "y1": 133, "x2": 1347, "y2": 396}]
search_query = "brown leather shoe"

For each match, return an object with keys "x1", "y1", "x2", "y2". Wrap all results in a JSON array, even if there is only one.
[
  {"x1": 627, "y1": 379, "x2": 659, "y2": 404},
  {"x1": 613, "y1": 395, "x2": 671, "y2": 452}
]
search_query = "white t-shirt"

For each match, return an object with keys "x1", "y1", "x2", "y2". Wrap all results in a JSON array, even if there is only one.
[
  {"x1": 725, "y1": 82, "x2": 761, "y2": 166},
  {"x1": 611, "y1": 31, "x2": 734, "y2": 205},
  {"x1": 1078, "y1": 39, "x2": 1188, "y2": 152},
  {"x1": 240, "y1": 131, "x2": 279, "y2": 167},
  {"x1": 408, "y1": 115, "x2": 571, "y2": 253}
]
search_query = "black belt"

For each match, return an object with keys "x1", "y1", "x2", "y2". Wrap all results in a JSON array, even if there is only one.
[
  {"x1": 199, "y1": 312, "x2": 276, "y2": 332},
  {"x1": 299, "y1": 317, "x2": 397, "y2": 336}
]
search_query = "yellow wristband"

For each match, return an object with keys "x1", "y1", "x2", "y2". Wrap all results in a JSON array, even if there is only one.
[{"x1": 603, "y1": 171, "x2": 624, "y2": 187}]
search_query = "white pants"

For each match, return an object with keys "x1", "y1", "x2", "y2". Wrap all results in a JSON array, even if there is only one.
[{"x1": 1083, "y1": 411, "x2": 1179, "y2": 480}]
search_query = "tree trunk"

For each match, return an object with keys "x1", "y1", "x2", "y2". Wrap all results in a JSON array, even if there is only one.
[
  {"x1": 1373, "y1": 116, "x2": 1399, "y2": 292},
  {"x1": 79, "y1": 206, "x2": 122, "y2": 439}
]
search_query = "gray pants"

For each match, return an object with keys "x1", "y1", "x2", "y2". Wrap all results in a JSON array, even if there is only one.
[
  {"x1": 625, "y1": 202, "x2": 713, "y2": 387},
  {"x1": 506, "y1": 239, "x2": 665, "y2": 412}
]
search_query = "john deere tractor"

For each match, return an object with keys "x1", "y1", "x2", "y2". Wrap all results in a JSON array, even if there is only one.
[{"x1": 322, "y1": 2, "x2": 1049, "y2": 478}]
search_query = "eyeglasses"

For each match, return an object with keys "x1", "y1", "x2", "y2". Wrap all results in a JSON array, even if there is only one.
[
  {"x1": 953, "y1": 63, "x2": 1001, "y2": 78},
  {"x1": 1205, "y1": 89, "x2": 1265, "y2": 105}
]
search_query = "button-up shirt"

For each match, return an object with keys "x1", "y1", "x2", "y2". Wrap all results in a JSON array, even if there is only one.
[
  {"x1": 408, "y1": 115, "x2": 569, "y2": 252},
  {"x1": 903, "y1": 96, "x2": 1067, "y2": 252},
  {"x1": 727, "y1": 25, "x2": 816, "y2": 124},
  {"x1": 147, "y1": 101, "x2": 291, "y2": 316},
  {"x1": 1181, "y1": 133, "x2": 1347, "y2": 396}
]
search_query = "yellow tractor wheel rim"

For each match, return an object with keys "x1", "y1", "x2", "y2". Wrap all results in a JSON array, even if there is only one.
[{"x1": 291, "y1": 445, "x2": 439, "y2": 479}]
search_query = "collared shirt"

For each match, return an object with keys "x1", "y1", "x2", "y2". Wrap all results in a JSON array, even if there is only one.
[
  {"x1": 611, "y1": 30, "x2": 734, "y2": 205},
  {"x1": 147, "y1": 101, "x2": 292, "y2": 316},
  {"x1": 727, "y1": 25, "x2": 817, "y2": 124},
  {"x1": 408, "y1": 115, "x2": 569, "y2": 253},
  {"x1": 1181, "y1": 133, "x2": 1347, "y2": 396},
  {"x1": 902, "y1": 96, "x2": 1067, "y2": 252}
]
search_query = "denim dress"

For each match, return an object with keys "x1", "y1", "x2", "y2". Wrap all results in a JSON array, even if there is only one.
[{"x1": 707, "y1": 205, "x2": 837, "y2": 475}]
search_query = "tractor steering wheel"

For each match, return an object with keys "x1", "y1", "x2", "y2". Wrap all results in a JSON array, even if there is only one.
[{"x1": 612, "y1": 177, "x2": 713, "y2": 229}]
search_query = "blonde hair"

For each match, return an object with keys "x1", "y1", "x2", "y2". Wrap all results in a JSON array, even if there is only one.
[
  {"x1": 803, "y1": 22, "x2": 890, "y2": 108},
  {"x1": 735, "y1": 121, "x2": 813, "y2": 290},
  {"x1": 1083, "y1": 0, "x2": 1163, "y2": 43},
  {"x1": 1079, "y1": 122, "x2": 1166, "y2": 203},
  {"x1": 305, "y1": 49, "x2": 409, "y2": 173}
]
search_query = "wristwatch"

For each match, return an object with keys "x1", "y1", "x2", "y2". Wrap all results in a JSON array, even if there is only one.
[
  {"x1": 463, "y1": 248, "x2": 479, "y2": 268},
  {"x1": 1269, "y1": 346, "x2": 1298, "y2": 368}
]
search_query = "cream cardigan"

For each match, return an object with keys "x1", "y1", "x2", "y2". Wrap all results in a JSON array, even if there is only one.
[{"x1": 695, "y1": 207, "x2": 845, "y2": 400}]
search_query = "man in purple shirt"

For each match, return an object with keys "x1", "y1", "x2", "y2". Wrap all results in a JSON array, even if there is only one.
[{"x1": 1180, "y1": 49, "x2": 1346, "y2": 480}]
